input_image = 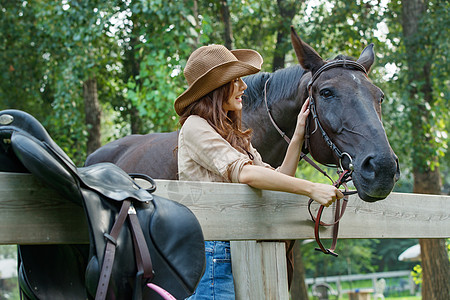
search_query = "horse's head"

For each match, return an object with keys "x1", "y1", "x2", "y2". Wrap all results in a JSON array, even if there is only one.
[{"x1": 291, "y1": 27, "x2": 400, "y2": 202}]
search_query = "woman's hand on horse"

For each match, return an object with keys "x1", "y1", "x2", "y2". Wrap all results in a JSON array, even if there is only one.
[
  {"x1": 309, "y1": 183, "x2": 344, "y2": 207},
  {"x1": 293, "y1": 98, "x2": 310, "y2": 141}
]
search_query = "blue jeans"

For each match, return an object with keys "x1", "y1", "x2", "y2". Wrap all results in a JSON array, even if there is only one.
[{"x1": 186, "y1": 241, "x2": 235, "y2": 300}]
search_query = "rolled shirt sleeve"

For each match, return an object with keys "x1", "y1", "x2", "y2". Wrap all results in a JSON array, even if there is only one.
[{"x1": 178, "y1": 115, "x2": 255, "y2": 183}]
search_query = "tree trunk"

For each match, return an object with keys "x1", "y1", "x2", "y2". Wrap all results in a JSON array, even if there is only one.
[
  {"x1": 414, "y1": 165, "x2": 449, "y2": 299},
  {"x1": 419, "y1": 238, "x2": 450, "y2": 299},
  {"x1": 124, "y1": 20, "x2": 143, "y2": 134},
  {"x1": 192, "y1": 0, "x2": 201, "y2": 48},
  {"x1": 83, "y1": 77, "x2": 101, "y2": 155},
  {"x1": 220, "y1": 0, "x2": 233, "y2": 49},
  {"x1": 272, "y1": 0, "x2": 301, "y2": 71},
  {"x1": 290, "y1": 241, "x2": 309, "y2": 300},
  {"x1": 130, "y1": 106, "x2": 142, "y2": 134},
  {"x1": 401, "y1": 1, "x2": 450, "y2": 299}
]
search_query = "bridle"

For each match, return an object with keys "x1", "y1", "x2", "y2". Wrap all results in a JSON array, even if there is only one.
[
  {"x1": 305, "y1": 60, "x2": 367, "y2": 170},
  {"x1": 264, "y1": 60, "x2": 367, "y2": 256}
]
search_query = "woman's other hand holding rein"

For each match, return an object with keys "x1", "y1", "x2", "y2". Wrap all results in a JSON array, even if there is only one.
[{"x1": 239, "y1": 164, "x2": 343, "y2": 207}]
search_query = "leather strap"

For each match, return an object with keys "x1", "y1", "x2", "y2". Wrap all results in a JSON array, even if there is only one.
[
  {"x1": 96, "y1": 200, "x2": 131, "y2": 300},
  {"x1": 300, "y1": 152, "x2": 334, "y2": 182},
  {"x1": 310, "y1": 198, "x2": 347, "y2": 257},
  {"x1": 309, "y1": 60, "x2": 367, "y2": 85},
  {"x1": 264, "y1": 78, "x2": 335, "y2": 182},
  {"x1": 308, "y1": 170, "x2": 356, "y2": 257},
  {"x1": 264, "y1": 78, "x2": 291, "y2": 144},
  {"x1": 128, "y1": 206, "x2": 154, "y2": 281},
  {"x1": 96, "y1": 200, "x2": 155, "y2": 300}
]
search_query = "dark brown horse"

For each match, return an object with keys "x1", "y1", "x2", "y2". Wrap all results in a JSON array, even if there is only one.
[{"x1": 86, "y1": 28, "x2": 400, "y2": 202}]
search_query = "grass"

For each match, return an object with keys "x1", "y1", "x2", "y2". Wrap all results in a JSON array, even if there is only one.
[
  {"x1": 335, "y1": 296, "x2": 420, "y2": 300},
  {"x1": 385, "y1": 297, "x2": 420, "y2": 300},
  {"x1": 308, "y1": 276, "x2": 420, "y2": 300}
]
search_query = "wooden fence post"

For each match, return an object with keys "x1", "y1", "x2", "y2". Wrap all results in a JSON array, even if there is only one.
[{"x1": 231, "y1": 241, "x2": 289, "y2": 300}]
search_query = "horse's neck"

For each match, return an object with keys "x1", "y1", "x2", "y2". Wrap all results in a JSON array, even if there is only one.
[
  {"x1": 243, "y1": 105, "x2": 290, "y2": 167},
  {"x1": 243, "y1": 68, "x2": 310, "y2": 167}
]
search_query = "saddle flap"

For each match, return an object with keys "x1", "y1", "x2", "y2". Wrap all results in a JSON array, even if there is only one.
[
  {"x1": 77, "y1": 164, "x2": 154, "y2": 203},
  {"x1": 149, "y1": 196, "x2": 206, "y2": 293}
]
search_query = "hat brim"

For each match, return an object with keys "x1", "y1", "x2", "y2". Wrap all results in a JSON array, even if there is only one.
[{"x1": 174, "y1": 49, "x2": 262, "y2": 116}]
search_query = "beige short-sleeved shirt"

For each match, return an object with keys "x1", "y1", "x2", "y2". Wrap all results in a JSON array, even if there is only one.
[{"x1": 178, "y1": 115, "x2": 273, "y2": 183}]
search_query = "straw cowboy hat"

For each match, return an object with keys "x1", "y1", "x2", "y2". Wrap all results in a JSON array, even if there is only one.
[{"x1": 174, "y1": 44, "x2": 263, "y2": 115}]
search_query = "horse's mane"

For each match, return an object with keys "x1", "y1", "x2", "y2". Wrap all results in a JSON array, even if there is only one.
[
  {"x1": 243, "y1": 65, "x2": 306, "y2": 111},
  {"x1": 332, "y1": 54, "x2": 355, "y2": 61},
  {"x1": 242, "y1": 54, "x2": 354, "y2": 111}
]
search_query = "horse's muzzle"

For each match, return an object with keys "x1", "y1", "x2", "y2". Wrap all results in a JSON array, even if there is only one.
[{"x1": 353, "y1": 152, "x2": 400, "y2": 202}]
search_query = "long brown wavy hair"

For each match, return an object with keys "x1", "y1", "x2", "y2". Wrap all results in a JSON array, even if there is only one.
[{"x1": 179, "y1": 81, "x2": 253, "y2": 156}]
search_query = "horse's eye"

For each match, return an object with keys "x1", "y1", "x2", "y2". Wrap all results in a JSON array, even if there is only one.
[
  {"x1": 380, "y1": 93, "x2": 385, "y2": 103},
  {"x1": 320, "y1": 89, "x2": 333, "y2": 99}
]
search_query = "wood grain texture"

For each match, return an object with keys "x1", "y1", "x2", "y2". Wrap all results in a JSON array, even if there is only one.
[
  {"x1": 0, "y1": 172, "x2": 88, "y2": 244},
  {"x1": 1, "y1": 172, "x2": 449, "y2": 244},
  {"x1": 230, "y1": 241, "x2": 289, "y2": 300}
]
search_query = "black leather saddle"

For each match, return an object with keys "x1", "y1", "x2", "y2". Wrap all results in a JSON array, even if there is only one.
[{"x1": 0, "y1": 109, "x2": 205, "y2": 299}]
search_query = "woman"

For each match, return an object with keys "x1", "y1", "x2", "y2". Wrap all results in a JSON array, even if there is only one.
[{"x1": 175, "y1": 44, "x2": 343, "y2": 299}]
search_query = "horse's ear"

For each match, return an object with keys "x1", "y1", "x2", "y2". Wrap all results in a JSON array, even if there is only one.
[
  {"x1": 290, "y1": 26, "x2": 325, "y2": 74},
  {"x1": 357, "y1": 43, "x2": 375, "y2": 73}
]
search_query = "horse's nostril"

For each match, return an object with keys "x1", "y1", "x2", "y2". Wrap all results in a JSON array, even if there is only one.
[
  {"x1": 359, "y1": 154, "x2": 400, "y2": 183},
  {"x1": 361, "y1": 155, "x2": 376, "y2": 179},
  {"x1": 394, "y1": 157, "x2": 401, "y2": 182}
]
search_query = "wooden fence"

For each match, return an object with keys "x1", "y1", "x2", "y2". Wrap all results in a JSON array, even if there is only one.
[
  {"x1": 1, "y1": 172, "x2": 449, "y2": 299},
  {"x1": 306, "y1": 270, "x2": 415, "y2": 296}
]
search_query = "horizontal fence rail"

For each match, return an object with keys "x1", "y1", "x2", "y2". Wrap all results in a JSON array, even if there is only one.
[
  {"x1": 1, "y1": 171, "x2": 449, "y2": 299},
  {"x1": 305, "y1": 270, "x2": 412, "y2": 285},
  {"x1": 1, "y1": 172, "x2": 449, "y2": 245}
]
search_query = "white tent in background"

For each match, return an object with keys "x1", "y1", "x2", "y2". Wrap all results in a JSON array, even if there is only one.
[{"x1": 398, "y1": 244, "x2": 421, "y2": 262}]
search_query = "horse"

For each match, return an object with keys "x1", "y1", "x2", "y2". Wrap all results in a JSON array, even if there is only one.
[{"x1": 86, "y1": 27, "x2": 400, "y2": 203}]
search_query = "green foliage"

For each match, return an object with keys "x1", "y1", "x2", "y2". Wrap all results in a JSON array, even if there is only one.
[
  {"x1": 382, "y1": 0, "x2": 449, "y2": 174},
  {"x1": 125, "y1": 50, "x2": 181, "y2": 133},
  {"x1": 1, "y1": 0, "x2": 447, "y2": 174},
  {"x1": 301, "y1": 239, "x2": 379, "y2": 278},
  {"x1": 122, "y1": 1, "x2": 198, "y2": 133},
  {"x1": 0, "y1": 1, "x2": 122, "y2": 164},
  {"x1": 0, "y1": 2, "x2": 50, "y2": 112},
  {"x1": 0, "y1": 245, "x2": 16, "y2": 260},
  {"x1": 372, "y1": 239, "x2": 418, "y2": 272},
  {"x1": 231, "y1": 0, "x2": 279, "y2": 69},
  {"x1": 293, "y1": 0, "x2": 387, "y2": 59}
]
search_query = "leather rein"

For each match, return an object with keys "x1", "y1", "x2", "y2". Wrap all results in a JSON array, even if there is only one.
[{"x1": 264, "y1": 60, "x2": 367, "y2": 256}]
